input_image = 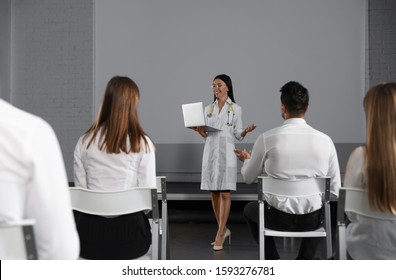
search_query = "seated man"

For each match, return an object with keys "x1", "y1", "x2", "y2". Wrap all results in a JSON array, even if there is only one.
[{"x1": 235, "y1": 81, "x2": 341, "y2": 259}]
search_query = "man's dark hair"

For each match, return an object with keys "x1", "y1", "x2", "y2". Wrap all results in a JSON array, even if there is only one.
[{"x1": 280, "y1": 81, "x2": 309, "y2": 115}]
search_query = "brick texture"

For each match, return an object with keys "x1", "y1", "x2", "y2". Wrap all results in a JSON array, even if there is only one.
[
  {"x1": 368, "y1": 0, "x2": 396, "y2": 87},
  {"x1": 11, "y1": 0, "x2": 94, "y2": 180}
]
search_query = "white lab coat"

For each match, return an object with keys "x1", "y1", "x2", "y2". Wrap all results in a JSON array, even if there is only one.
[{"x1": 201, "y1": 98, "x2": 244, "y2": 191}]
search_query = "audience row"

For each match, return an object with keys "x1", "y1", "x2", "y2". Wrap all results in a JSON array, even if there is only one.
[{"x1": 1, "y1": 76, "x2": 395, "y2": 259}]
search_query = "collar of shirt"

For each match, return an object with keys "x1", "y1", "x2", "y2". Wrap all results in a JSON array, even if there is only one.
[
  {"x1": 283, "y1": 118, "x2": 307, "y2": 125},
  {"x1": 214, "y1": 97, "x2": 233, "y2": 106}
]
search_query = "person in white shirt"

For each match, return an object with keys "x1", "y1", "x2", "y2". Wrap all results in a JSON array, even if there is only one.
[
  {"x1": 235, "y1": 81, "x2": 341, "y2": 259},
  {"x1": 0, "y1": 99, "x2": 79, "y2": 259},
  {"x1": 73, "y1": 76, "x2": 156, "y2": 259},
  {"x1": 343, "y1": 82, "x2": 396, "y2": 259}
]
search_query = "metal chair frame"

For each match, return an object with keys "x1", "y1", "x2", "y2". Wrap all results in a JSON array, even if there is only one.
[
  {"x1": 258, "y1": 176, "x2": 332, "y2": 260},
  {"x1": 0, "y1": 219, "x2": 38, "y2": 260}
]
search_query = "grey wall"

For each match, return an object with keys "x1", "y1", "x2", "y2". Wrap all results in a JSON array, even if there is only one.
[
  {"x1": 3, "y1": 0, "x2": 396, "y2": 181},
  {"x1": 95, "y1": 0, "x2": 366, "y2": 178},
  {"x1": 95, "y1": 0, "x2": 366, "y2": 145},
  {"x1": 9, "y1": 0, "x2": 94, "y2": 180},
  {"x1": 0, "y1": 0, "x2": 11, "y2": 101}
]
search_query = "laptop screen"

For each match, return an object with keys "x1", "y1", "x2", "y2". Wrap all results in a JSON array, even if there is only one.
[{"x1": 181, "y1": 102, "x2": 206, "y2": 128}]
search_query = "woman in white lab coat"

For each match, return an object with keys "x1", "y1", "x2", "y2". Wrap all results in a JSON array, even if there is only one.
[
  {"x1": 194, "y1": 74, "x2": 255, "y2": 250},
  {"x1": 73, "y1": 76, "x2": 156, "y2": 259}
]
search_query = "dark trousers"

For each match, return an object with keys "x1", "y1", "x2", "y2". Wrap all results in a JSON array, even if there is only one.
[{"x1": 243, "y1": 201, "x2": 323, "y2": 260}]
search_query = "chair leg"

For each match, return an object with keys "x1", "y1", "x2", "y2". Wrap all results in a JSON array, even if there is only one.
[
  {"x1": 161, "y1": 201, "x2": 169, "y2": 260},
  {"x1": 337, "y1": 226, "x2": 347, "y2": 260},
  {"x1": 151, "y1": 219, "x2": 159, "y2": 260},
  {"x1": 259, "y1": 201, "x2": 265, "y2": 260},
  {"x1": 324, "y1": 203, "x2": 333, "y2": 259}
]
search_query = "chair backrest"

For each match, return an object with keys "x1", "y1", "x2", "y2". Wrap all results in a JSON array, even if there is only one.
[
  {"x1": 258, "y1": 176, "x2": 332, "y2": 260},
  {"x1": 69, "y1": 187, "x2": 158, "y2": 218},
  {"x1": 337, "y1": 187, "x2": 396, "y2": 259},
  {"x1": 0, "y1": 219, "x2": 38, "y2": 260},
  {"x1": 69, "y1": 187, "x2": 160, "y2": 259},
  {"x1": 258, "y1": 176, "x2": 331, "y2": 203},
  {"x1": 338, "y1": 188, "x2": 396, "y2": 221},
  {"x1": 156, "y1": 176, "x2": 167, "y2": 198}
]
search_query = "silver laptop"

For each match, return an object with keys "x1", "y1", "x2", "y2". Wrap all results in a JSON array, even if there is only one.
[{"x1": 182, "y1": 102, "x2": 221, "y2": 132}]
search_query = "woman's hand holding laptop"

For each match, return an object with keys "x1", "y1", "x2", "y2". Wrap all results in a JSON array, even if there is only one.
[{"x1": 192, "y1": 126, "x2": 208, "y2": 138}]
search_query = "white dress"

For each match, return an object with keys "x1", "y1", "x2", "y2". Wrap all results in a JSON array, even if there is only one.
[{"x1": 200, "y1": 98, "x2": 244, "y2": 191}]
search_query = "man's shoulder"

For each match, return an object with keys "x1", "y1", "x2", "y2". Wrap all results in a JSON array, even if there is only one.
[
  {"x1": 261, "y1": 122, "x2": 335, "y2": 143},
  {"x1": 292, "y1": 121, "x2": 334, "y2": 141},
  {"x1": 309, "y1": 126, "x2": 335, "y2": 142},
  {"x1": 0, "y1": 99, "x2": 51, "y2": 134},
  {"x1": 259, "y1": 126, "x2": 280, "y2": 139}
]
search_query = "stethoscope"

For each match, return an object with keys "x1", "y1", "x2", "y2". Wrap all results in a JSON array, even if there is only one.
[{"x1": 207, "y1": 102, "x2": 235, "y2": 126}]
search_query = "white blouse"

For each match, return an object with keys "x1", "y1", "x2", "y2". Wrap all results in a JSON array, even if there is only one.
[
  {"x1": 0, "y1": 99, "x2": 79, "y2": 260},
  {"x1": 343, "y1": 146, "x2": 396, "y2": 259},
  {"x1": 73, "y1": 133, "x2": 156, "y2": 191}
]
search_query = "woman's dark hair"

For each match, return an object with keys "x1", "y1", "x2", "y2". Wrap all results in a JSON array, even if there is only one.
[
  {"x1": 213, "y1": 74, "x2": 235, "y2": 103},
  {"x1": 280, "y1": 81, "x2": 309, "y2": 115}
]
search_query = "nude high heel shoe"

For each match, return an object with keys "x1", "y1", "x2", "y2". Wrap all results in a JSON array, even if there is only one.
[
  {"x1": 211, "y1": 228, "x2": 231, "y2": 245},
  {"x1": 212, "y1": 229, "x2": 231, "y2": 250}
]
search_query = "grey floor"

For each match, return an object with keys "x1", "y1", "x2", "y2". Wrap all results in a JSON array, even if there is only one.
[{"x1": 166, "y1": 201, "x2": 306, "y2": 260}]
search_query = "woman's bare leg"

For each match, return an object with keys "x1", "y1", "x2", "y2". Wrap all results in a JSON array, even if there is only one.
[
  {"x1": 211, "y1": 192, "x2": 221, "y2": 226},
  {"x1": 214, "y1": 192, "x2": 231, "y2": 247}
]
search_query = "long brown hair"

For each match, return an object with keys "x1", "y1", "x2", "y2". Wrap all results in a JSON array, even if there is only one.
[
  {"x1": 364, "y1": 82, "x2": 396, "y2": 214},
  {"x1": 83, "y1": 76, "x2": 150, "y2": 153}
]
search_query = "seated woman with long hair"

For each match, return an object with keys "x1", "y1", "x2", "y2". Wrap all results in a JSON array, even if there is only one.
[
  {"x1": 343, "y1": 82, "x2": 396, "y2": 259},
  {"x1": 73, "y1": 76, "x2": 156, "y2": 259}
]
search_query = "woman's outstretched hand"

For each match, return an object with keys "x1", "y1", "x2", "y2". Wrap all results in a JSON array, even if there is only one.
[{"x1": 241, "y1": 124, "x2": 256, "y2": 137}]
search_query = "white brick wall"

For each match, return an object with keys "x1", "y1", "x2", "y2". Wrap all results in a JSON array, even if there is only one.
[
  {"x1": 0, "y1": 0, "x2": 11, "y2": 101},
  {"x1": 11, "y1": 0, "x2": 94, "y2": 181},
  {"x1": 368, "y1": 0, "x2": 396, "y2": 86}
]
